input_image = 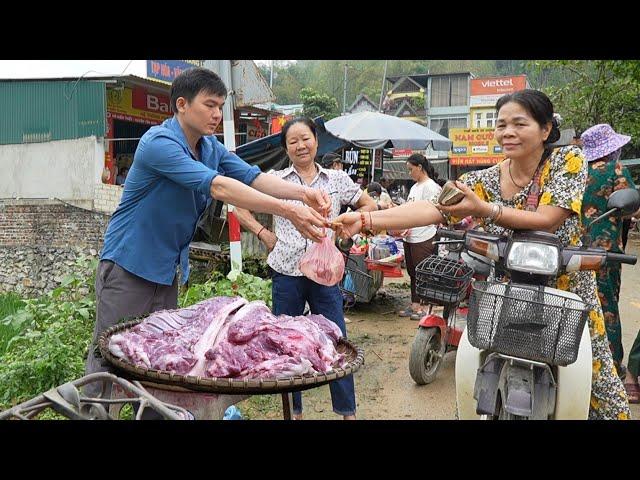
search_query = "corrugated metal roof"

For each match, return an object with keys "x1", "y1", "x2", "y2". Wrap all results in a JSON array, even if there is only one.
[
  {"x1": 0, "y1": 74, "x2": 170, "y2": 92},
  {"x1": 0, "y1": 80, "x2": 106, "y2": 145}
]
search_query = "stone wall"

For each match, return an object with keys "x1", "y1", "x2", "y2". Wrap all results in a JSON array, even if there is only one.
[
  {"x1": 0, "y1": 246, "x2": 98, "y2": 296},
  {"x1": 0, "y1": 199, "x2": 110, "y2": 297},
  {"x1": 94, "y1": 183, "x2": 123, "y2": 214}
]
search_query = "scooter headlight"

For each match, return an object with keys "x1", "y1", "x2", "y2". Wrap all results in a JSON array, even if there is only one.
[{"x1": 506, "y1": 241, "x2": 559, "y2": 275}]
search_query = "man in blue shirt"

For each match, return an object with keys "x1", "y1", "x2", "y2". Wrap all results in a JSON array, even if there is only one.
[{"x1": 85, "y1": 67, "x2": 330, "y2": 392}]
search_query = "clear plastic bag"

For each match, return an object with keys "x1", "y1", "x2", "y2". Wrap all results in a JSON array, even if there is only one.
[{"x1": 299, "y1": 231, "x2": 345, "y2": 286}]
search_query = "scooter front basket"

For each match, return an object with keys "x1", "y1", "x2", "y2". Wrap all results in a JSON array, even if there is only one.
[
  {"x1": 466, "y1": 281, "x2": 591, "y2": 366},
  {"x1": 415, "y1": 255, "x2": 474, "y2": 306}
]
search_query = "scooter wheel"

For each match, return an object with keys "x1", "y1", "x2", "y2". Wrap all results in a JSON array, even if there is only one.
[{"x1": 409, "y1": 327, "x2": 444, "y2": 385}]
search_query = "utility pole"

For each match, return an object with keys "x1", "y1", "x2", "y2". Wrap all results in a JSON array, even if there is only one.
[
  {"x1": 343, "y1": 62, "x2": 348, "y2": 114},
  {"x1": 204, "y1": 60, "x2": 242, "y2": 273},
  {"x1": 270, "y1": 60, "x2": 274, "y2": 89},
  {"x1": 378, "y1": 60, "x2": 388, "y2": 112}
]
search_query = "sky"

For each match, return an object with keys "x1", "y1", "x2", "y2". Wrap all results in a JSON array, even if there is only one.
[
  {"x1": 0, "y1": 60, "x2": 148, "y2": 79},
  {"x1": 0, "y1": 60, "x2": 280, "y2": 79}
]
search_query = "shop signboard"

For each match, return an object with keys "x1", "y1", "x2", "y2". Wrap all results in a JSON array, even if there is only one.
[
  {"x1": 107, "y1": 87, "x2": 172, "y2": 125},
  {"x1": 343, "y1": 147, "x2": 372, "y2": 184},
  {"x1": 147, "y1": 60, "x2": 204, "y2": 84},
  {"x1": 449, "y1": 127, "x2": 504, "y2": 166},
  {"x1": 246, "y1": 118, "x2": 268, "y2": 142},
  {"x1": 470, "y1": 75, "x2": 528, "y2": 107},
  {"x1": 131, "y1": 87, "x2": 171, "y2": 115},
  {"x1": 392, "y1": 147, "x2": 438, "y2": 159}
]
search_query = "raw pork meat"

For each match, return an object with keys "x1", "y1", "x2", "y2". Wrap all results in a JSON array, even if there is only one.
[
  {"x1": 204, "y1": 302, "x2": 346, "y2": 379},
  {"x1": 108, "y1": 296, "x2": 348, "y2": 380},
  {"x1": 109, "y1": 296, "x2": 245, "y2": 375}
]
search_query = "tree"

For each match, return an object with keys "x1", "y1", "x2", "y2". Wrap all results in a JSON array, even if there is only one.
[
  {"x1": 528, "y1": 60, "x2": 640, "y2": 154},
  {"x1": 299, "y1": 87, "x2": 339, "y2": 120}
]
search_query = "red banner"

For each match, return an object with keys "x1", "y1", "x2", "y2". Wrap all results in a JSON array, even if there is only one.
[
  {"x1": 132, "y1": 87, "x2": 171, "y2": 115},
  {"x1": 271, "y1": 115, "x2": 292, "y2": 134},
  {"x1": 449, "y1": 156, "x2": 503, "y2": 166}
]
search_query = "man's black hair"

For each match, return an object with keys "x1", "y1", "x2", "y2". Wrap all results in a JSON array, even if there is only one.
[
  {"x1": 321, "y1": 152, "x2": 342, "y2": 168},
  {"x1": 170, "y1": 67, "x2": 227, "y2": 114},
  {"x1": 367, "y1": 182, "x2": 382, "y2": 196}
]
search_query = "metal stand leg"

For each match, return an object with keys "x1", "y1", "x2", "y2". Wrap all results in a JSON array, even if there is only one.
[{"x1": 281, "y1": 393, "x2": 293, "y2": 420}]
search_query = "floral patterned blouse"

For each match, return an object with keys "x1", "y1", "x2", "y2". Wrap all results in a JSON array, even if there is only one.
[
  {"x1": 457, "y1": 145, "x2": 586, "y2": 250},
  {"x1": 451, "y1": 145, "x2": 631, "y2": 419},
  {"x1": 266, "y1": 164, "x2": 362, "y2": 276},
  {"x1": 581, "y1": 158, "x2": 637, "y2": 253}
]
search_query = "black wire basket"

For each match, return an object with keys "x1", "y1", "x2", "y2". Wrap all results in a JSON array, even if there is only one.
[
  {"x1": 414, "y1": 255, "x2": 474, "y2": 305},
  {"x1": 467, "y1": 281, "x2": 591, "y2": 366},
  {"x1": 339, "y1": 263, "x2": 374, "y2": 302}
]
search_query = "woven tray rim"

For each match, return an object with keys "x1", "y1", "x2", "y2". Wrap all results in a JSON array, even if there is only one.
[{"x1": 98, "y1": 319, "x2": 364, "y2": 394}]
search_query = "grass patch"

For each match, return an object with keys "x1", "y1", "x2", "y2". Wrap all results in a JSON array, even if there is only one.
[{"x1": 236, "y1": 394, "x2": 283, "y2": 420}]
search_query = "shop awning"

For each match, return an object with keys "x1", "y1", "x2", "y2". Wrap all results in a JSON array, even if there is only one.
[{"x1": 383, "y1": 158, "x2": 449, "y2": 180}]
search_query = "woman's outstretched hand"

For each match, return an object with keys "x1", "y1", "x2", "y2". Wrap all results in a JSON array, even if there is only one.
[
  {"x1": 437, "y1": 181, "x2": 489, "y2": 219},
  {"x1": 329, "y1": 212, "x2": 362, "y2": 239}
]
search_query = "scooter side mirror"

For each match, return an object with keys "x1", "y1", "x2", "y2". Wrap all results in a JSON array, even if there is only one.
[{"x1": 607, "y1": 188, "x2": 640, "y2": 216}]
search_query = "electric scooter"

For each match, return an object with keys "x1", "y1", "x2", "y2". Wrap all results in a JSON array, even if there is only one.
[
  {"x1": 408, "y1": 242, "x2": 488, "y2": 385},
  {"x1": 448, "y1": 188, "x2": 640, "y2": 419}
]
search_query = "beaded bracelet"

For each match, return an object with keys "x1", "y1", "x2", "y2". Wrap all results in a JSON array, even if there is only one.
[{"x1": 360, "y1": 212, "x2": 367, "y2": 235}]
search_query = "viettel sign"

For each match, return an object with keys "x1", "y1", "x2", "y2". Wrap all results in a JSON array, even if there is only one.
[
  {"x1": 470, "y1": 75, "x2": 528, "y2": 106},
  {"x1": 471, "y1": 75, "x2": 528, "y2": 96}
]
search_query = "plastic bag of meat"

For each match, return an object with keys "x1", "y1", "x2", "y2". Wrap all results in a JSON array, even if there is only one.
[{"x1": 298, "y1": 230, "x2": 345, "y2": 286}]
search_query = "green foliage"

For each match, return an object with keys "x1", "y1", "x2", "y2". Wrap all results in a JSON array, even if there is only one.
[
  {"x1": 0, "y1": 254, "x2": 272, "y2": 413},
  {"x1": 269, "y1": 60, "x2": 500, "y2": 112},
  {"x1": 528, "y1": 60, "x2": 640, "y2": 152},
  {"x1": 0, "y1": 292, "x2": 25, "y2": 317},
  {"x1": 179, "y1": 270, "x2": 272, "y2": 309},
  {"x1": 0, "y1": 256, "x2": 98, "y2": 410},
  {"x1": 236, "y1": 394, "x2": 281, "y2": 420},
  {"x1": 0, "y1": 293, "x2": 27, "y2": 355},
  {"x1": 299, "y1": 87, "x2": 339, "y2": 120}
]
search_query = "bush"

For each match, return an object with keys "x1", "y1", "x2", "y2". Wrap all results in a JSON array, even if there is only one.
[
  {"x1": 0, "y1": 257, "x2": 97, "y2": 410},
  {"x1": 0, "y1": 292, "x2": 27, "y2": 356},
  {"x1": 0, "y1": 257, "x2": 272, "y2": 411},
  {"x1": 179, "y1": 270, "x2": 272, "y2": 309}
]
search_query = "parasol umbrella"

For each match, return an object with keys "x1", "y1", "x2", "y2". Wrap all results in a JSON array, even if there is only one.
[{"x1": 324, "y1": 111, "x2": 452, "y2": 180}]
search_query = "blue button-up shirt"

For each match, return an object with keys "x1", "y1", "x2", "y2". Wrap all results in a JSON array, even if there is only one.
[{"x1": 101, "y1": 116, "x2": 261, "y2": 285}]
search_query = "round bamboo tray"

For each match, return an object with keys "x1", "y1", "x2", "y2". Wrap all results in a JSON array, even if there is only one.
[{"x1": 98, "y1": 319, "x2": 364, "y2": 395}]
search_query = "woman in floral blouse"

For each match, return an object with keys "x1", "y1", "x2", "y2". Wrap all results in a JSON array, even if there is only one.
[
  {"x1": 333, "y1": 90, "x2": 631, "y2": 419},
  {"x1": 580, "y1": 124, "x2": 640, "y2": 403}
]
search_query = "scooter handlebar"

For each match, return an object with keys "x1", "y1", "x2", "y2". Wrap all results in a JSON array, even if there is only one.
[
  {"x1": 436, "y1": 228, "x2": 465, "y2": 240},
  {"x1": 606, "y1": 252, "x2": 637, "y2": 265}
]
